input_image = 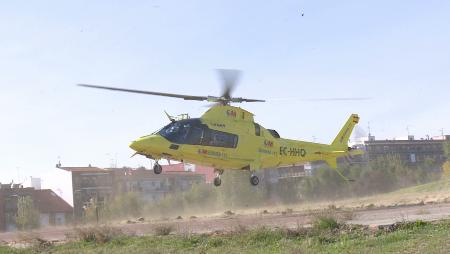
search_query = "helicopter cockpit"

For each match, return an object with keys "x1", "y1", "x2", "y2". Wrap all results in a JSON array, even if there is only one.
[{"x1": 158, "y1": 119, "x2": 238, "y2": 148}]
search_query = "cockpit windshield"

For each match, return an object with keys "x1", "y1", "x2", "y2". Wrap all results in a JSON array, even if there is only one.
[
  {"x1": 158, "y1": 119, "x2": 202, "y2": 144},
  {"x1": 158, "y1": 119, "x2": 238, "y2": 148}
]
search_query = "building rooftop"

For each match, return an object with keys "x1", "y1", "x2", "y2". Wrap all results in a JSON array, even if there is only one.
[
  {"x1": 58, "y1": 163, "x2": 216, "y2": 182},
  {"x1": 0, "y1": 187, "x2": 73, "y2": 213},
  {"x1": 366, "y1": 139, "x2": 447, "y2": 144},
  {"x1": 57, "y1": 166, "x2": 105, "y2": 172},
  {"x1": 33, "y1": 189, "x2": 73, "y2": 213}
]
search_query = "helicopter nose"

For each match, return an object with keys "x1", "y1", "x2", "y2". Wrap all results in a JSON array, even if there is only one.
[
  {"x1": 129, "y1": 135, "x2": 167, "y2": 154},
  {"x1": 129, "y1": 137, "x2": 148, "y2": 152}
]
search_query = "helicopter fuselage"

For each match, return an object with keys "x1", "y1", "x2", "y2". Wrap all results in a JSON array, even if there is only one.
[{"x1": 129, "y1": 105, "x2": 360, "y2": 171}]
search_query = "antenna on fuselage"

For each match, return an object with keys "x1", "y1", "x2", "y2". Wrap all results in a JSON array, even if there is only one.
[{"x1": 164, "y1": 110, "x2": 176, "y2": 122}]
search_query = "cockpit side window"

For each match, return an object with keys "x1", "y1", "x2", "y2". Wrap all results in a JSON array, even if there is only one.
[
  {"x1": 185, "y1": 125, "x2": 203, "y2": 145},
  {"x1": 267, "y1": 129, "x2": 281, "y2": 138},
  {"x1": 201, "y1": 129, "x2": 238, "y2": 148},
  {"x1": 158, "y1": 119, "x2": 238, "y2": 148}
]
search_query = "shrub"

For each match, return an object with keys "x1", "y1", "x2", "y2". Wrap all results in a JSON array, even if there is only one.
[
  {"x1": 17, "y1": 232, "x2": 53, "y2": 250},
  {"x1": 280, "y1": 226, "x2": 309, "y2": 238},
  {"x1": 74, "y1": 226, "x2": 124, "y2": 244},
  {"x1": 313, "y1": 216, "x2": 339, "y2": 230},
  {"x1": 154, "y1": 224, "x2": 174, "y2": 236},
  {"x1": 398, "y1": 220, "x2": 430, "y2": 230}
]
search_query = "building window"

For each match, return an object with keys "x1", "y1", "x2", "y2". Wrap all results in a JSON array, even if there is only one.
[{"x1": 410, "y1": 153, "x2": 416, "y2": 163}]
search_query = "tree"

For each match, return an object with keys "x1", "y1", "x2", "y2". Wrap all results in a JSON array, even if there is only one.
[
  {"x1": 443, "y1": 140, "x2": 450, "y2": 160},
  {"x1": 108, "y1": 192, "x2": 142, "y2": 218},
  {"x1": 15, "y1": 196, "x2": 40, "y2": 230},
  {"x1": 442, "y1": 161, "x2": 450, "y2": 179},
  {"x1": 440, "y1": 140, "x2": 450, "y2": 180}
]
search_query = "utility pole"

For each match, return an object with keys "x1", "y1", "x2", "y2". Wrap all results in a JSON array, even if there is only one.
[{"x1": 95, "y1": 195, "x2": 99, "y2": 224}]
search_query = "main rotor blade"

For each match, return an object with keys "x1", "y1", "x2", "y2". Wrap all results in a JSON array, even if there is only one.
[
  {"x1": 298, "y1": 97, "x2": 371, "y2": 101},
  {"x1": 77, "y1": 84, "x2": 208, "y2": 101},
  {"x1": 232, "y1": 98, "x2": 266, "y2": 103},
  {"x1": 243, "y1": 99, "x2": 266, "y2": 102},
  {"x1": 217, "y1": 69, "x2": 241, "y2": 99},
  {"x1": 269, "y1": 97, "x2": 371, "y2": 102}
]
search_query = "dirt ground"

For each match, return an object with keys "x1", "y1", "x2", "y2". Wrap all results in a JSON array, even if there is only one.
[{"x1": 1, "y1": 201, "x2": 450, "y2": 244}]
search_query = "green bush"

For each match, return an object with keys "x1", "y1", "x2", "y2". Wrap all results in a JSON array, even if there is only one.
[
  {"x1": 74, "y1": 226, "x2": 124, "y2": 244},
  {"x1": 397, "y1": 220, "x2": 430, "y2": 230},
  {"x1": 313, "y1": 216, "x2": 339, "y2": 231}
]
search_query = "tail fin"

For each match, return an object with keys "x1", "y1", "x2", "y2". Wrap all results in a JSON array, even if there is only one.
[
  {"x1": 331, "y1": 114, "x2": 360, "y2": 150},
  {"x1": 324, "y1": 114, "x2": 360, "y2": 180}
]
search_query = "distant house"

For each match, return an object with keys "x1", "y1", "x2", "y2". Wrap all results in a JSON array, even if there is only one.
[
  {"x1": 58, "y1": 164, "x2": 212, "y2": 219},
  {"x1": 0, "y1": 184, "x2": 73, "y2": 232},
  {"x1": 364, "y1": 135, "x2": 449, "y2": 167}
]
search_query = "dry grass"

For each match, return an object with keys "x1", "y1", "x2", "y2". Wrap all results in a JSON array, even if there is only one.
[
  {"x1": 224, "y1": 210, "x2": 235, "y2": 216},
  {"x1": 15, "y1": 231, "x2": 54, "y2": 249},
  {"x1": 416, "y1": 208, "x2": 431, "y2": 215},
  {"x1": 154, "y1": 224, "x2": 174, "y2": 236},
  {"x1": 307, "y1": 206, "x2": 355, "y2": 225},
  {"x1": 339, "y1": 209, "x2": 356, "y2": 221},
  {"x1": 71, "y1": 226, "x2": 124, "y2": 244},
  {"x1": 365, "y1": 203, "x2": 376, "y2": 209},
  {"x1": 232, "y1": 224, "x2": 248, "y2": 234}
]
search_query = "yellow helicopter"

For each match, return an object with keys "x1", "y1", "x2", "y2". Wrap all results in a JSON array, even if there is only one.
[{"x1": 79, "y1": 70, "x2": 363, "y2": 186}]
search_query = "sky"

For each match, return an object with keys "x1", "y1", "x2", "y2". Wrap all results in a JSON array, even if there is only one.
[{"x1": 1, "y1": 0, "x2": 450, "y2": 203}]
